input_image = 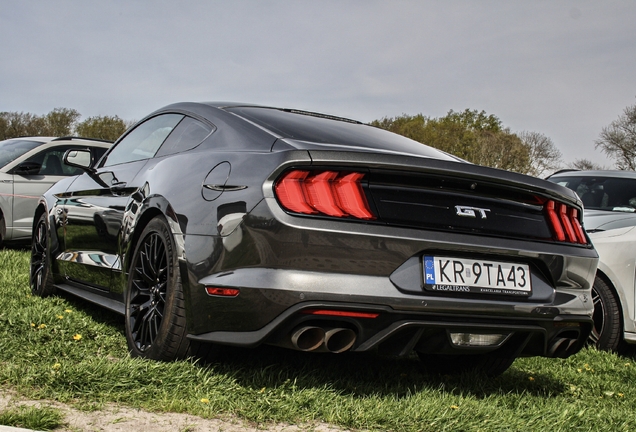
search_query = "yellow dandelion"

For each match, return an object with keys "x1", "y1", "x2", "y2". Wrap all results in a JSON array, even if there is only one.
[
  {"x1": 528, "y1": 376, "x2": 535, "y2": 381},
  {"x1": 52, "y1": 363, "x2": 61, "y2": 370},
  {"x1": 65, "y1": 309, "x2": 72, "y2": 313},
  {"x1": 259, "y1": 387, "x2": 266, "y2": 393},
  {"x1": 625, "y1": 363, "x2": 631, "y2": 367},
  {"x1": 450, "y1": 405, "x2": 459, "y2": 410},
  {"x1": 619, "y1": 393, "x2": 624, "y2": 397},
  {"x1": 56, "y1": 315, "x2": 64, "y2": 320},
  {"x1": 30, "y1": 323, "x2": 35, "y2": 327},
  {"x1": 577, "y1": 368, "x2": 582, "y2": 373},
  {"x1": 200, "y1": 398, "x2": 210, "y2": 404},
  {"x1": 38, "y1": 324, "x2": 46, "y2": 329},
  {"x1": 73, "y1": 334, "x2": 82, "y2": 341}
]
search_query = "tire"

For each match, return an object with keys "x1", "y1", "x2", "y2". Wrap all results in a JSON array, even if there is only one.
[
  {"x1": 0, "y1": 213, "x2": 5, "y2": 247},
  {"x1": 417, "y1": 352, "x2": 515, "y2": 377},
  {"x1": 30, "y1": 213, "x2": 56, "y2": 297},
  {"x1": 125, "y1": 217, "x2": 190, "y2": 361},
  {"x1": 589, "y1": 275, "x2": 622, "y2": 352}
]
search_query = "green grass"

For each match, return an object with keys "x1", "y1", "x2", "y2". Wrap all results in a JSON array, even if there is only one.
[
  {"x1": 0, "y1": 405, "x2": 64, "y2": 431},
  {"x1": 1, "y1": 247, "x2": 636, "y2": 431}
]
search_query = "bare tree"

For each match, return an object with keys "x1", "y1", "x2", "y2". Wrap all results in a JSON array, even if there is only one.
[
  {"x1": 474, "y1": 129, "x2": 531, "y2": 173},
  {"x1": 595, "y1": 103, "x2": 636, "y2": 170},
  {"x1": 517, "y1": 131, "x2": 562, "y2": 178},
  {"x1": 568, "y1": 158, "x2": 607, "y2": 171}
]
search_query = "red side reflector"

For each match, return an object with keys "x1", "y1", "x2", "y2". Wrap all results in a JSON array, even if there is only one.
[
  {"x1": 302, "y1": 309, "x2": 379, "y2": 319},
  {"x1": 205, "y1": 287, "x2": 240, "y2": 297}
]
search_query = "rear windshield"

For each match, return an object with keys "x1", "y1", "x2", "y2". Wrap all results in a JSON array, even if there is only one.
[
  {"x1": 550, "y1": 175, "x2": 636, "y2": 212},
  {"x1": 0, "y1": 139, "x2": 43, "y2": 168},
  {"x1": 225, "y1": 107, "x2": 457, "y2": 160}
]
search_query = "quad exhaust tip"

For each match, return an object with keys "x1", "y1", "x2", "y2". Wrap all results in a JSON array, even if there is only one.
[{"x1": 290, "y1": 326, "x2": 357, "y2": 353}]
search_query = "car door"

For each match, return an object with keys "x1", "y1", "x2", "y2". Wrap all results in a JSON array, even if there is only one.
[
  {"x1": 10, "y1": 144, "x2": 89, "y2": 240},
  {"x1": 58, "y1": 114, "x2": 185, "y2": 292}
]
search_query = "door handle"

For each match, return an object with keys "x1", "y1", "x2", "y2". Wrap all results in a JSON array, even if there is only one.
[
  {"x1": 110, "y1": 182, "x2": 129, "y2": 196},
  {"x1": 110, "y1": 182, "x2": 127, "y2": 191}
]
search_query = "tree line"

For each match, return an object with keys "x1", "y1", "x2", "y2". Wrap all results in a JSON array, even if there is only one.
[
  {"x1": 3, "y1": 102, "x2": 635, "y2": 175},
  {"x1": 0, "y1": 108, "x2": 131, "y2": 142},
  {"x1": 371, "y1": 109, "x2": 563, "y2": 177}
]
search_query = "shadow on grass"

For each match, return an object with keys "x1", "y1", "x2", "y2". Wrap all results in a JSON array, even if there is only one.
[
  {"x1": 54, "y1": 290, "x2": 125, "y2": 333},
  {"x1": 194, "y1": 343, "x2": 567, "y2": 400},
  {"x1": 51, "y1": 286, "x2": 568, "y2": 401}
]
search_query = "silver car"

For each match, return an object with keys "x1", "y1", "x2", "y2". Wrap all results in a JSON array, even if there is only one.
[
  {"x1": 547, "y1": 170, "x2": 636, "y2": 352},
  {"x1": 0, "y1": 136, "x2": 111, "y2": 245}
]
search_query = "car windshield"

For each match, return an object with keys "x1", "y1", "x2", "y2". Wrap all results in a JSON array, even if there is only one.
[
  {"x1": 0, "y1": 139, "x2": 43, "y2": 168},
  {"x1": 550, "y1": 175, "x2": 636, "y2": 212}
]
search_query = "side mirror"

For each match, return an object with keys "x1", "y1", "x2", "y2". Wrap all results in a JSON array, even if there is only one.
[
  {"x1": 64, "y1": 149, "x2": 93, "y2": 171},
  {"x1": 11, "y1": 161, "x2": 42, "y2": 175}
]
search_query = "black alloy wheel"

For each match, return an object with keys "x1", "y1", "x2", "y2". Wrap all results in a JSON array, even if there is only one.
[
  {"x1": 30, "y1": 213, "x2": 56, "y2": 297},
  {"x1": 125, "y1": 217, "x2": 189, "y2": 360},
  {"x1": 0, "y1": 213, "x2": 5, "y2": 247},
  {"x1": 589, "y1": 275, "x2": 621, "y2": 352}
]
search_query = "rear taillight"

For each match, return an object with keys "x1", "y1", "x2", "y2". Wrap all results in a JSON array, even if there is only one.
[
  {"x1": 275, "y1": 169, "x2": 375, "y2": 220},
  {"x1": 545, "y1": 200, "x2": 587, "y2": 244}
]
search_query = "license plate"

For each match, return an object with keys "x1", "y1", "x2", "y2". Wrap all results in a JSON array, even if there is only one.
[{"x1": 423, "y1": 256, "x2": 531, "y2": 296}]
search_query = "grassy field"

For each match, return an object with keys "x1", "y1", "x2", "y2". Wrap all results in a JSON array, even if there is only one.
[{"x1": 1, "y1": 247, "x2": 636, "y2": 431}]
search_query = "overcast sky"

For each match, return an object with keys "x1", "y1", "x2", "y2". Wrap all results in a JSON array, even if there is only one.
[{"x1": 1, "y1": 1, "x2": 635, "y2": 168}]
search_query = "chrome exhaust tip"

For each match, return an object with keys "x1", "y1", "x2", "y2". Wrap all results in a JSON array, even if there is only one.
[
  {"x1": 291, "y1": 326, "x2": 325, "y2": 351},
  {"x1": 324, "y1": 328, "x2": 356, "y2": 353}
]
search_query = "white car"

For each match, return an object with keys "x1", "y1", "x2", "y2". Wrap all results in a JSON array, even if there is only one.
[
  {"x1": 0, "y1": 136, "x2": 111, "y2": 245},
  {"x1": 548, "y1": 170, "x2": 636, "y2": 352}
]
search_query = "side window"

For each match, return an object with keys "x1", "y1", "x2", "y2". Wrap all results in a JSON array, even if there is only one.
[
  {"x1": 24, "y1": 145, "x2": 85, "y2": 176},
  {"x1": 155, "y1": 117, "x2": 213, "y2": 157},
  {"x1": 103, "y1": 114, "x2": 184, "y2": 167},
  {"x1": 92, "y1": 147, "x2": 109, "y2": 167}
]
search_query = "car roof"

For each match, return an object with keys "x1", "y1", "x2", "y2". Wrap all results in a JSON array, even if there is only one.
[
  {"x1": 549, "y1": 170, "x2": 636, "y2": 179},
  {"x1": 7, "y1": 136, "x2": 113, "y2": 146}
]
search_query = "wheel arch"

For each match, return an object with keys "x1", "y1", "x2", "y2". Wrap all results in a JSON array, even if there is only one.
[
  {"x1": 32, "y1": 204, "x2": 47, "y2": 234},
  {"x1": 122, "y1": 195, "x2": 186, "y2": 277},
  {"x1": 123, "y1": 206, "x2": 163, "y2": 274},
  {"x1": 595, "y1": 268, "x2": 627, "y2": 336}
]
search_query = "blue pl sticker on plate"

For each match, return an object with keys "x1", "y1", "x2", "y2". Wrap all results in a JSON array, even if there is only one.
[{"x1": 424, "y1": 256, "x2": 435, "y2": 285}]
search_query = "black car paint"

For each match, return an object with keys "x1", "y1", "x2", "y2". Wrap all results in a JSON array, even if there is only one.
[{"x1": 35, "y1": 102, "x2": 597, "y2": 364}]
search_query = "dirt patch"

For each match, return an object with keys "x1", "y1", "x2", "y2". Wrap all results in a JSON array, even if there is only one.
[{"x1": 0, "y1": 392, "x2": 345, "y2": 432}]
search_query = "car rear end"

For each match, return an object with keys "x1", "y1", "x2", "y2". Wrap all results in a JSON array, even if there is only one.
[{"x1": 189, "y1": 143, "x2": 597, "y2": 368}]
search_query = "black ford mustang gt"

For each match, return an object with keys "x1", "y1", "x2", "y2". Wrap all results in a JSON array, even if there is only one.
[{"x1": 30, "y1": 102, "x2": 598, "y2": 376}]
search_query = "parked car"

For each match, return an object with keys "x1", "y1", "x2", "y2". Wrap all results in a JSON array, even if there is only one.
[
  {"x1": 0, "y1": 137, "x2": 112, "y2": 246},
  {"x1": 30, "y1": 103, "x2": 597, "y2": 376},
  {"x1": 548, "y1": 170, "x2": 636, "y2": 352}
]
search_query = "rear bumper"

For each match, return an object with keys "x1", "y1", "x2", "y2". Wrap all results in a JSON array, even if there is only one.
[{"x1": 188, "y1": 297, "x2": 592, "y2": 359}]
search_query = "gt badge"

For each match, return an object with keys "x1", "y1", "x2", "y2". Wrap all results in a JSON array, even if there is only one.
[{"x1": 455, "y1": 205, "x2": 490, "y2": 219}]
